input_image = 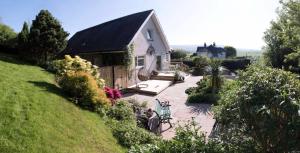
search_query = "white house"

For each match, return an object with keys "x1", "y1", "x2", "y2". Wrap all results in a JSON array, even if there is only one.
[
  {"x1": 63, "y1": 10, "x2": 171, "y2": 88},
  {"x1": 196, "y1": 43, "x2": 226, "y2": 59}
]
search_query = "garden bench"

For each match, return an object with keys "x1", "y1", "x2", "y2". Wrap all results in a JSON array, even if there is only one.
[{"x1": 153, "y1": 99, "x2": 172, "y2": 128}]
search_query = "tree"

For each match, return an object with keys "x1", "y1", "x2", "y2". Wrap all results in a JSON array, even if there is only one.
[
  {"x1": 207, "y1": 59, "x2": 222, "y2": 94},
  {"x1": 0, "y1": 23, "x2": 17, "y2": 47},
  {"x1": 193, "y1": 56, "x2": 209, "y2": 68},
  {"x1": 171, "y1": 49, "x2": 188, "y2": 60},
  {"x1": 263, "y1": 0, "x2": 300, "y2": 71},
  {"x1": 17, "y1": 22, "x2": 30, "y2": 53},
  {"x1": 29, "y1": 10, "x2": 69, "y2": 64},
  {"x1": 224, "y1": 46, "x2": 237, "y2": 58},
  {"x1": 213, "y1": 65, "x2": 300, "y2": 152}
]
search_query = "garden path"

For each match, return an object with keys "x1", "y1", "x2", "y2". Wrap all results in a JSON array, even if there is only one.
[{"x1": 122, "y1": 76, "x2": 215, "y2": 139}]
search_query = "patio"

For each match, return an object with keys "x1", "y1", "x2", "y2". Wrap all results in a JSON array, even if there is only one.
[{"x1": 122, "y1": 76, "x2": 215, "y2": 139}]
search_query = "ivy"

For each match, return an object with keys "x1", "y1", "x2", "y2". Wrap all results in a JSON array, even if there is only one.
[
  {"x1": 124, "y1": 44, "x2": 134, "y2": 69},
  {"x1": 124, "y1": 44, "x2": 134, "y2": 79}
]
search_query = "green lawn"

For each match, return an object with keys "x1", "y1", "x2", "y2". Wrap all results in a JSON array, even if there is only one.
[{"x1": 0, "y1": 53, "x2": 124, "y2": 153}]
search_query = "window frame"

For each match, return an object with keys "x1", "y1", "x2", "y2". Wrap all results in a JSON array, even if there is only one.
[
  {"x1": 135, "y1": 56, "x2": 145, "y2": 68},
  {"x1": 146, "y1": 29, "x2": 153, "y2": 41}
]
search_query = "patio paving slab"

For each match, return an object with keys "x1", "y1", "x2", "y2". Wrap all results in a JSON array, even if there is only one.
[{"x1": 122, "y1": 76, "x2": 215, "y2": 139}]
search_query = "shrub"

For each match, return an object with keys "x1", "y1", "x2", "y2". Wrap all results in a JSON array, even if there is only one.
[
  {"x1": 108, "y1": 120, "x2": 158, "y2": 148},
  {"x1": 52, "y1": 55, "x2": 105, "y2": 88},
  {"x1": 58, "y1": 71, "x2": 110, "y2": 109},
  {"x1": 213, "y1": 65, "x2": 300, "y2": 152},
  {"x1": 192, "y1": 67, "x2": 205, "y2": 76},
  {"x1": 192, "y1": 56, "x2": 209, "y2": 76},
  {"x1": 171, "y1": 49, "x2": 188, "y2": 60},
  {"x1": 185, "y1": 87, "x2": 197, "y2": 95},
  {"x1": 193, "y1": 56, "x2": 209, "y2": 68},
  {"x1": 187, "y1": 92, "x2": 218, "y2": 103},
  {"x1": 186, "y1": 77, "x2": 219, "y2": 103},
  {"x1": 129, "y1": 119, "x2": 225, "y2": 153},
  {"x1": 221, "y1": 58, "x2": 250, "y2": 71},
  {"x1": 106, "y1": 101, "x2": 135, "y2": 122},
  {"x1": 104, "y1": 87, "x2": 122, "y2": 104}
]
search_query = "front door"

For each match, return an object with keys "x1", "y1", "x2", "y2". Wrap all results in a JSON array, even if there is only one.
[{"x1": 156, "y1": 56, "x2": 161, "y2": 70}]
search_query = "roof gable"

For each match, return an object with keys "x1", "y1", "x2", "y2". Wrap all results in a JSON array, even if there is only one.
[{"x1": 64, "y1": 10, "x2": 153, "y2": 54}]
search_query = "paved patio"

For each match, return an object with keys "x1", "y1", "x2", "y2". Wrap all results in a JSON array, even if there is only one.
[{"x1": 122, "y1": 76, "x2": 215, "y2": 139}]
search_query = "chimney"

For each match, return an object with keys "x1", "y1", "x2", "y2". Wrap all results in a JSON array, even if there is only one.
[
  {"x1": 213, "y1": 42, "x2": 216, "y2": 47},
  {"x1": 204, "y1": 42, "x2": 207, "y2": 48}
]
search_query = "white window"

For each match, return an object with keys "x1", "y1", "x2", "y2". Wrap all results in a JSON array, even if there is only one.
[
  {"x1": 146, "y1": 30, "x2": 153, "y2": 41},
  {"x1": 135, "y1": 56, "x2": 145, "y2": 67}
]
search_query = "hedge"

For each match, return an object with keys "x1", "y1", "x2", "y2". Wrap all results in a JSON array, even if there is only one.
[{"x1": 221, "y1": 58, "x2": 250, "y2": 71}]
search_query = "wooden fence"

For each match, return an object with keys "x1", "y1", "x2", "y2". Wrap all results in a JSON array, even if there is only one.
[{"x1": 99, "y1": 66, "x2": 128, "y2": 89}]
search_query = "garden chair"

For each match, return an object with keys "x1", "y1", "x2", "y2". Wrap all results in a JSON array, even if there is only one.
[{"x1": 153, "y1": 99, "x2": 172, "y2": 128}]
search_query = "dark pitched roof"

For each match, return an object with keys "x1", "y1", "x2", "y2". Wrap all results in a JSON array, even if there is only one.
[
  {"x1": 197, "y1": 45, "x2": 226, "y2": 53},
  {"x1": 64, "y1": 10, "x2": 153, "y2": 54},
  {"x1": 196, "y1": 46, "x2": 206, "y2": 52}
]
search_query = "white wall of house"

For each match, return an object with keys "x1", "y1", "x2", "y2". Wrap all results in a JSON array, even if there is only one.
[
  {"x1": 132, "y1": 15, "x2": 170, "y2": 71},
  {"x1": 197, "y1": 51, "x2": 226, "y2": 59},
  {"x1": 127, "y1": 15, "x2": 170, "y2": 87}
]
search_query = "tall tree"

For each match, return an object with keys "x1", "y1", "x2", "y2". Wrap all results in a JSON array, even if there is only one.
[
  {"x1": 29, "y1": 10, "x2": 69, "y2": 64},
  {"x1": 224, "y1": 46, "x2": 237, "y2": 58},
  {"x1": 0, "y1": 23, "x2": 17, "y2": 47},
  {"x1": 263, "y1": 0, "x2": 300, "y2": 72},
  {"x1": 17, "y1": 22, "x2": 30, "y2": 53}
]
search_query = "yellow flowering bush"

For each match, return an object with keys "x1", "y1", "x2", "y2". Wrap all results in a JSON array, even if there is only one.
[
  {"x1": 52, "y1": 55, "x2": 105, "y2": 88},
  {"x1": 58, "y1": 71, "x2": 110, "y2": 108}
]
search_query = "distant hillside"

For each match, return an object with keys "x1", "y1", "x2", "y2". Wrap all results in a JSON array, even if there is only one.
[
  {"x1": 0, "y1": 53, "x2": 124, "y2": 153},
  {"x1": 171, "y1": 45, "x2": 262, "y2": 57}
]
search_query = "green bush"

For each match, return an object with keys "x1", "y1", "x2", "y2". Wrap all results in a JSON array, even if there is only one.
[
  {"x1": 213, "y1": 65, "x2": 300, "y2": 152},
  {"x1": 192, "y1": 67, "x2": 205, "y2": 76},
  {"x1": 186, "y1": 77, "x2": 219, "y2": 103},
  {"x1": 185, "y1": 87, "x2": 197, "y2": 95},
  {"x1": 187, "y1": 92, "x2": 218, "y2": 103},
  {"x1": 106, "y1": 100, "x2": 135, "y2": 123},
  {"x1": 192, "y1": 56, "x2": 209, "y2": 76},
  {"x1": 193, "y1": 56, "x2": 209, "y2": 68},
  {"x1": 171, "y1": 49, "x2": 188, "y2": 60},
  {"x1": 108, "y1": 120, "x2": 158, "y2": 148},
  {"x1": 221, "y1": 58, "x2": 250, "y2": 71},
  {"x1": 58, "y1": 71, "x2": 110, "y2": 109},
  {"x1": 129, "y1": 119, "x2": 225, "y2": 153}
]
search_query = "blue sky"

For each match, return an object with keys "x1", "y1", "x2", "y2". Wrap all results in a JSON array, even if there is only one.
[{"x1": 0, "y1": 0, "x2": 279, "y2": 49}]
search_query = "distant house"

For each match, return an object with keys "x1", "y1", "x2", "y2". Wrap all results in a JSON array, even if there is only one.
[
  {"x1": 63, "y1": 10, "x2": 171, "y2": 89},
  {"x1": 196, "y1": 43, "x2": 226, "y2": 59}
]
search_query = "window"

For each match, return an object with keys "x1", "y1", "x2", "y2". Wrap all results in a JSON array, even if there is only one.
[
  {"x1": 166, "y1": 53, "x2": 169, "y2": 61},
  {"x1": 135, "y1": 56, "x2": 145, "y2": 67},
  {"x1": 146, "y1": 30, "x2": 153, "y2": 41}
]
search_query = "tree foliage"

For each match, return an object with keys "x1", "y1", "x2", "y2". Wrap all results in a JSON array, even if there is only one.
[
  {"x1": 213, "y1": 65, "x2": 300, "y2": 153},
  {"x1": 29, "y1": 10, "x2": 69, "y2": 64},
  {"x1": 17, "y1": 22, "x2": 30, "y2": 54},
  {"x1": 224, "y1": 46, "x2": 237, "y2": 58},
  {"x1": 171, "y1": 49, "x2": 188, "y2": 59},
  {"x1": 263, "y1": 0, "x2": 300, "y2": 72},
  {"x1": 0, "y1": 23, "x2": 17, "y2": 47}
]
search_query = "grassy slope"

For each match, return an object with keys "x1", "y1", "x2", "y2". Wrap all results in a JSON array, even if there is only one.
[{"x1": 0, "y1": 53, "x2": 124, "y2": 153}]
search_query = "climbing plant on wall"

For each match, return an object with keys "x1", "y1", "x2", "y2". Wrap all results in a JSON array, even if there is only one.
[
  {"x1": 124, "y1": 44, "x2": 134, "y2": 68},
  {"x1": 124, "y1": 44, "x2": 134, "y2": 78}
]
